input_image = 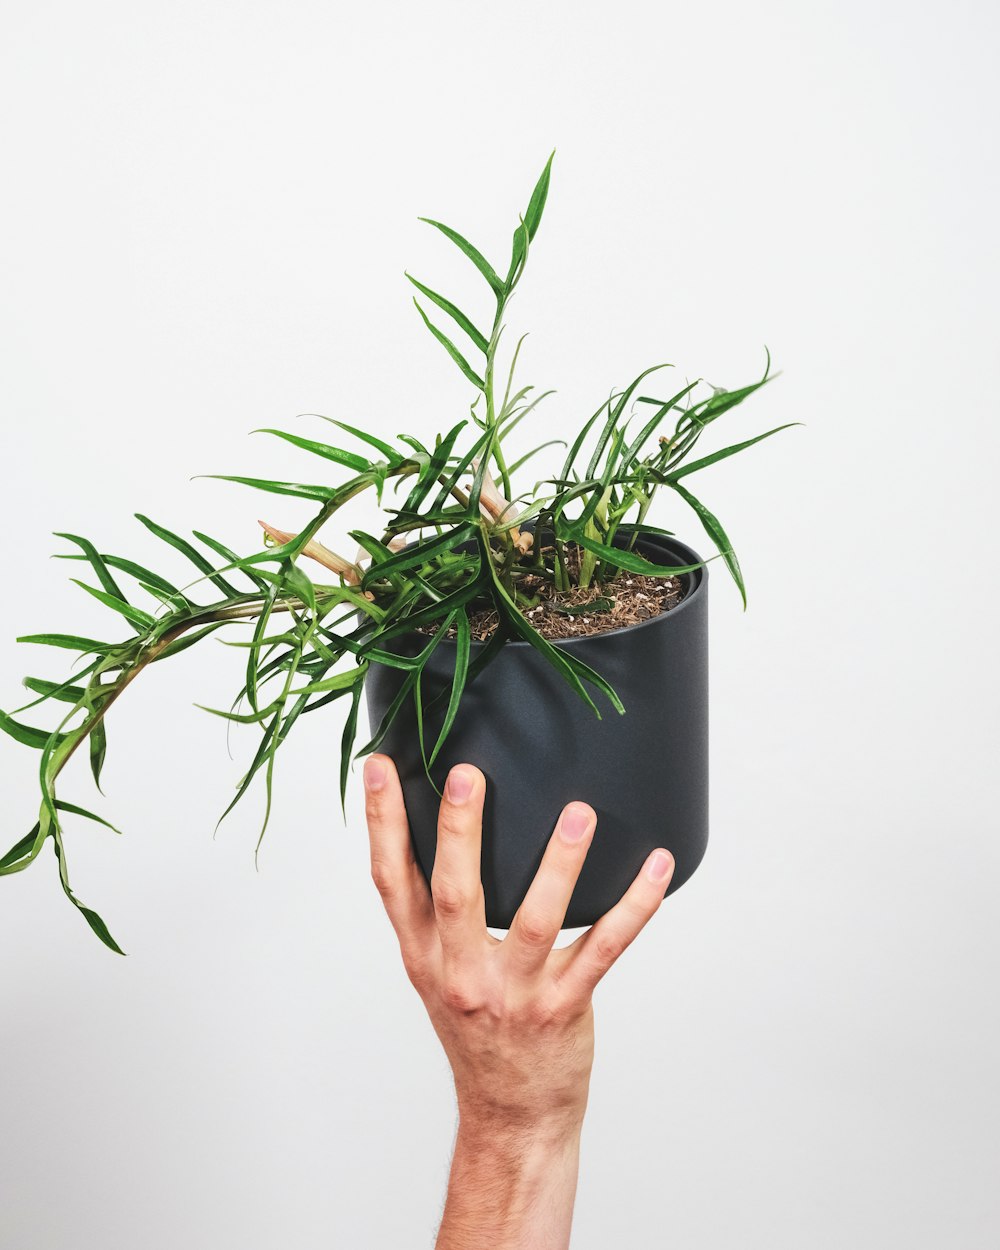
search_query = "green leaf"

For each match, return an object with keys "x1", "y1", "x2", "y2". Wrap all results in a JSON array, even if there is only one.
[
  {"x1": 340, "y1": 677, "x2": 365, "y2": 810},
  {"x1": 427, "y1": 609, "x2": 470, "y2": 767},
  {"x1": 355, "y1": 667, "x2": 417, "y2": 759},
  {"x1": 367, "y1": 577, "x2": 486, "y2": 644},
  {"x1": 686, "y1": 359, "x2": 773, "y2": 427},
  {"x1": 418, "y1": 217, "x2": 503, "y2": 296},
  {"x1": 51, "y1": 828, "x2": 125, "y2": 954},
  {"x1": 0, "y1": 827, "x2": 40, "y2": 873},
  {"x1": 253, "y1": 429, "x2": 370, "y2": 473},
  {"x1": 507, "y1": 440, "x2": 565, "y2": 475},
  {"x1": 283, "y1": 562, "x2": 317, "y2": 616},
  {"x1": 670, "y1": 481, "x2": 745, "y2": 606},
  {"x1": 586, "y1": 364, "x2": 671, "y2": 479},
  {"x1": 217, "y1": 711, "x2": 280, "y2": 825},
  {"x1": 356, "y1": 625, "x2": 451, "y2": 760},
  {"x1": 22, "y1": 676, "x2": 87, "y2": 704},
  {"x1": 413, "y1": 300, "x2": 485, "y2": 390},
  {"x1": 312, "y1": 417, "x2": 399, "y2": 462},
  {"x1": 77, "y1": 905, "x2": 126, "y2": 954},
  {"x1": 193, "y1": 531, "x2": 270, "y2": 591},
  {"x1": 70, "y1": 580, "x2": 157, "y2": 630},
  {"x1": 55, "y1": 549, "x2": 183, "y2": 599},
  {"x1": 54, "y1": 533, "x2": 129, "y2": 602},
  {"x1": 560, "y1": 398, "x2": 613, "y2": 481},
  {"x1": 568, "y1": 533, "x2": 703, "y2": 579},
  {"x1": 401, "y1": 419, "x2": 467, "y2": 513},
  {"x1": 293, "y1": 666, "x2": 367, "y2": 698},
  {"x1": 552, "y1": 597, "x2": 613, "y2": 616},
  {"x1": 16, "y1": 633, "x2": 109, "y2": 654},
  {"x1": 405, "y1": 275, "x2": 488, "y2": 354},
  {"x1": 667, "y1": 424, "x2": 799, "y2": 481},
  {"x1": 506, "y1": 218, "x2": 530, "y2": 290},
  {"x1": 479, "y1": 531, "x2": 605, "y2": 718},
  {"x1": 360, "y1": 523, "x2": 477, "y2": 589},
  {"x1": 196, "y1": 477, "x2": 337, "y2": 503},
  {"x1": 524, "y1": 150, "x2": 555, "y2": 242},
  {"x1": 429, "y1": 425, "x2": 494, "y2": 512},
  {"x1": 196, "y1": 699, "x2": 280, "y2": 725},
  {"x1": 154, "y1": 622, "x2": 225, "y2": 661},
  {"x1": 560, "y1": 648, "x2": 626, "y2": 716},
  {"x1": 55, "y1": 799, "x2": 121, "y2": 834},
  {"x1": 90, "y1": 721, "x2": 107, "y2": 790},
  {"x1": 0, "y1": 709, "x2": 66, "y2": 750},
  {"x1": 134, "y1": 514, "x2": 241, "y2": 598},
  {"x1": 620, "y1": 381, "x2": 699, "y2": 467}
]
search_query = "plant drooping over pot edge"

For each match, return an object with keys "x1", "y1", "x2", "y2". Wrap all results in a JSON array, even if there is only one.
[{"x1": 1, "y1": 153, "x2": 795, "y2": 951}]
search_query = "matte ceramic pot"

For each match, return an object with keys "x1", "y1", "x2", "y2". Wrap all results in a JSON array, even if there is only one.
[{"x1": 363, "y1": 533, "x2": 708, "y2": 928}]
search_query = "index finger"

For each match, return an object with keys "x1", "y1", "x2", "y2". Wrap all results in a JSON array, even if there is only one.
[{"x1": 364, "y1": 754, "x2": 435, "y2": 954}]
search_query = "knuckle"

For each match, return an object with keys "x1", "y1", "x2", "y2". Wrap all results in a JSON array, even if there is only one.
[
  {"x1": 364, "y1": 788, "x2": 387, "y2": 825},
  {"x1": 369, "y1": 858, "x2": 397, "y2": 900},
  {"x1": 440, "y1": 977, "x2": 478, "y2": 1015},
  {"x1": 594, "y1": 929, "x2": 627, "y2": 968},
  {"x1": 401, "y1": 948, "x2": 433, "y2": 991},
  {"x1": 524, "y1": 997, "x2": 560, "y2": 1029},
  {"x1": 432, "y1": 876, "x2": 469, "y2": 920},
  {"x1": 436, "y1": 808, "x2": 469, "y2": 840},
  {"x1": 515, "y1": 911, "x2": 553, "y2": 950}
]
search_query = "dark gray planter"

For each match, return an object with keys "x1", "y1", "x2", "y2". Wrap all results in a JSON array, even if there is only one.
[{"x1": 363, "y1": 533, "x2": 708, "y2": 928}]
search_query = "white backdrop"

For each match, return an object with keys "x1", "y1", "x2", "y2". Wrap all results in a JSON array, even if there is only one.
[{"x1": 2, "y1": 2, "x2": 998, "y2": 1247}]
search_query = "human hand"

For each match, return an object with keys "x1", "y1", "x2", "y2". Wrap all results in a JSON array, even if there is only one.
[{"x1": 363, "y1": 754, "x2": 674, "y2": 1249}]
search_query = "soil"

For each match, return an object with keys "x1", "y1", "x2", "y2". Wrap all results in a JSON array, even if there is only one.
[{"x1": 420, "y1": 545, "x2": 687, "y2": 643}]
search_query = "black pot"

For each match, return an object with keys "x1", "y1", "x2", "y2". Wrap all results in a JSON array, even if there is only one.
[{"x1": 363, "y1": 533, "x2": 708, "y2": 928}]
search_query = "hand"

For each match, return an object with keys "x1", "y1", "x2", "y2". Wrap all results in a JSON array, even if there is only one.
[{"x1": 364, "y1": 754, "x2": 675, "y2": 1250}]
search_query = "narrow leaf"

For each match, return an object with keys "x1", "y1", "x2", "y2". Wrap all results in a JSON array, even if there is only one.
[
  {"x1": 16, "y1": 634, "x2": 109, "y2": 654},
  {"x1": 413, "y1": 300, "x2": 485, "y2": 390},
  {"x1": 360, "y1": 523, "x2": 477, "y2": 589},
  {"x1": 55, "y1": 800, "x2": 121, "y2": 834},
  {"x1": 428, "y1": 609, "x2": 470, "y2": 766},
  {"x1": 667, "y1": 424, "x2": 799, "y2": 481},
  {"x1": 134, "y1": 514, "x2": 241, "y2": 598},
  {"x1": 568, "y1": 533, "x2": 703, "y2": 579},
  {"x1": 417, "y1": 218, "x2": 503, "y2": 295},
  {"x1": 195, "y1": 477, "x2": 337, "y2": 502},
  {"x1": 54, "y1": 533, "x2": 129, "y2": 602},
  {"x1": 0, "y1": 827, "x2": 40, "y2": 872},
  {"x1": 253, "y1": 429, "x2": 370, "y2": 473},
  {"x1": 0, "y1": 710, "x2": 66, "y2": 750},
  {"x1": 670, "y1": 481, "x2": 745, "y2": 606},
  {"x1": 405, "y1": 275, "x2": 488, "y2": 354},
  {"x1": 524, "y1": 150, "x2": 555, "y2": 241},
  {"x1": 70, "y1": 580, "x2": 156, "y2": 630}
]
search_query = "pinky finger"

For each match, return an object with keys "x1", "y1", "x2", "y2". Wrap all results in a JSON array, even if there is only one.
[{"x1": 558, "y1": 848, "x2": 674, "y2": 1001}]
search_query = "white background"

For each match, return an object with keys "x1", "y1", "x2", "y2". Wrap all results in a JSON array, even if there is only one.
[{"x1": 2, "y1": 2, "x2": 998, "y2": 1247}]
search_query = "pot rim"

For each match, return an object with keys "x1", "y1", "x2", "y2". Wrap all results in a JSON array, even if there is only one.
[{"x1": 424, "y1": 530, "x2": 708, "y2": 651}]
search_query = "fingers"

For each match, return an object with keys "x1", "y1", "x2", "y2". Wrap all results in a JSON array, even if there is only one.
[
  {"x1": 505, "y1": 802, "x2": 596, "y2": 974},
  {"x1": 430, "y1": 764, "x2": 487, "y2": 959},
  {"x1": 364, "y1": 755, "x2": 435, "y2": 957},
  {"x1": 557, "y1": 848, "x2": 674, "y2": 1001}
]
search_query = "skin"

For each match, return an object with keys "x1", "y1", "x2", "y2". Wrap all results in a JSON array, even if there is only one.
[{"x1": 364, "y1": 754, "x2": 675, "y2": 1250}]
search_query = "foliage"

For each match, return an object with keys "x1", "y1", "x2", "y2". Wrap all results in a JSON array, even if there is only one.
[{"x1": 1, "y1": 154, "x2": 793, "y2": 951}]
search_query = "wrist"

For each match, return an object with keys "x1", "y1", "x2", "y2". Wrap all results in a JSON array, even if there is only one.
[{"x1": 455, "y1": 1100, "x2": 586, "y2": 1149}]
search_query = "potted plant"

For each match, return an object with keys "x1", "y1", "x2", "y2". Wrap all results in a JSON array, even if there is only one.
[{"x1": 0, "y1": 154, "x2": 793, "y2": 951}]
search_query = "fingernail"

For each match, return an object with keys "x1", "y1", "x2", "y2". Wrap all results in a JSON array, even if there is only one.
[
  {"x1": 559, "y1": 803, "x2": 592, "y2": 844},
  {"x1": 365, "y1": 756, "x2": 387, "y2": 791},
  {"x1": 646, "y1": 849, "x2": 674, "y2": 883},
  {"x1": 446, "y1": 767, "x2": 475, "y2": 803}
]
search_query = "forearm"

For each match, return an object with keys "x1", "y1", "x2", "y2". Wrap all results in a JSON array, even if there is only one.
[{"x1": 436, "y1": 1115, "x2": 583, "y2": 1250}]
